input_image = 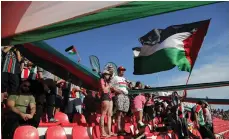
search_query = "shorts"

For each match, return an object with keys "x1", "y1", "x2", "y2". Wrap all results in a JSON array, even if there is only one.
[
  {"x1": 101, "y1": 93, "x2": 112, "y2": 101},
  {"x1": 114, "y1": 94, "x2": 130, "y2": 113},
  {"x1": 1, "y1": 72, "x2": 19, "y2": 94}
]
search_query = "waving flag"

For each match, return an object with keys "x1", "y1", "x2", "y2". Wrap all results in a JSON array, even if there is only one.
[
  {"x1": 89, "y1": 55, "x2": 101, "y2": 73},
  {"x1": 65, "y1": 45, "x2": 77, "y2": 55},
  {"x1": 65, "y1": 45, "x2": 81, "y2": 62},
  {"x1": 2, "y1": 1, "x2": 217, "y2": 45},
  {"x1": 133, "y1": 19, "x2": 210, "y2": 75}
]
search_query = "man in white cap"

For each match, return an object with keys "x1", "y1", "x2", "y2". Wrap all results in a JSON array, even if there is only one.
[{"x1": 110, "y1": 66, "x2": 130, "y2": 136}]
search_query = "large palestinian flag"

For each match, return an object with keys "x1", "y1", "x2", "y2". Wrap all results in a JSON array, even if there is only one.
[
  {"x1": 133, "y1": 19, "x2": 210, "y2": 75},
  {"x1": 1, "y1": 1, "x2": 218, "y2": 46}
]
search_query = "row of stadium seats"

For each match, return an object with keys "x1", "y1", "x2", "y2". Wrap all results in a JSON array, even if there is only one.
[
  {"x1": 10, "y1": 112, "x2": 229, "y2": 139},
  {"x1": 13, "y1": 124, "x2": 180, "y2": 139},
  {"x1": 13, "y1": 125, "x2": 90, "y2": 139}
]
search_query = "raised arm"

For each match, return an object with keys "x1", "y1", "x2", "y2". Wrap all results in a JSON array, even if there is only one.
[
  {"x1": 15, "y1": 49, "x2": 22, "y2": 62},
  {"x1": 2, "y1": 46, "x2": 13, "y2": 53}
]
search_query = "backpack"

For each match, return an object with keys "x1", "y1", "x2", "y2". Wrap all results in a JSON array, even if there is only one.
[{"x1": 190, "y1": 106, "x2": 196, "y2": 121}]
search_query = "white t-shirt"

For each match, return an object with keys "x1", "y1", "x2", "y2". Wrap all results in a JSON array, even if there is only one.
[{"x1": 111, "y1": 76, "x2": 128, "y2": 95}]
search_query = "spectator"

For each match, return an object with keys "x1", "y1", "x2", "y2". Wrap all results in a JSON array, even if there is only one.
[
  {"x1": 131, "y1": 81, "x2": 146, "y2": 129},
  {"x1": 99, "y1": 70, "x2": 116, "y2": 137},
  {"x1": 193, "y1": 101, "x2": 215, "y2": 139},
  {"x1": 21, "y1": 60, "x2": 31, "y2": 81},
  {"x1": 55, "y1": 79, "x2": 66, "y2": 113},
  {"x1": 2, "y1": 80, "x2": 36, "y2": 139},
  {"x1": 83, "y1": 90, "x2": 97, "y2": 124},
  {"x1": 29, "y1": 79, "x2": 46, "y2": 128},
  {"x1": 202, "y1": 101, "x2": 213, "y2": 133},
  {"x1": 144, "y1": 94, "x2": 155, "y2": 123},
  {"x1": 65, "y1": 85, "x2": 83, "y2": 121},
  {"x1": 1, "y1": 46, "x2": 22, "y2": 103},
  {"x1": 37, "y1": 67, "x2": 58, "y2": 122},
  {"x1": 110, "y1": 66, "x2": 130, "y2": 136}
]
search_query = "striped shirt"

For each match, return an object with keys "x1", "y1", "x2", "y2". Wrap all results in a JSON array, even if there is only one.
[
  {"x1": 110, "y1": 76, "x2": 128, "y2": 95},
  {"x1": 1, "y1": 50, "x2": 20, "y2": 74}
]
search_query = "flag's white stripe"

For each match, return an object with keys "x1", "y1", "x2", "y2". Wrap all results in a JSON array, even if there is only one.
[
  {"x1": 16, "y1": 1, "x2": 127, "y2": 35},
  {"x1": 138, "y1": 32, "x2": 192, "y2": 57},
  {"x1": 68, "y1": 50, "x2": 75, "y2": 53},
  {"x1": 133, "y1": 50, "x2": 141, "y2": 57}
]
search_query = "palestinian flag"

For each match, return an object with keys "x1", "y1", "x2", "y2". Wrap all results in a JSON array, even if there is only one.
[
  {"x1": 65, "y1": 45, "x2": 77, "y2": 55},
  {"x1": 28, "y1": 66, "x2": 38, "y2": 80},
  {"x1": 133, "y1": 19, "x2": 210, "y2": 75}
]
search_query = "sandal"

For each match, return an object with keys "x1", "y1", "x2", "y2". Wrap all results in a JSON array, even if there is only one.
[
  {"x1": 109, "y1": 132, "x2": 117, "y2": 136},
  {"x1": 101, "y1": 134, "x2": 110, "y2": 138}
]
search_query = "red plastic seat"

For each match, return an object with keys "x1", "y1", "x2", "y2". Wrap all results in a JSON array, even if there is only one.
[
  {"x1": 73, "y1": 113, "x2": 87, "y2": 126},
  {"x1": 145, "y1": 125, "x2": 154, "y2": 137},
  {"x1": 156, "y1": 134, "x2": 171, "y2": 139},
  {"x1": 92, "y1": 125, "x2": 100, "y2": 139},
  {"x1": 124, "y1": 123, "x2": 132, "y2": 134},
  {"x1": 13, "y1": 126, "x2": 39, "y2": 139},
  {"x1": 54, "y1": 112, "x2": 69, "y2": 123},
  {"x1": 72, "y1": 126, "x2": 90, "y2": 139},
  {"x1": 46, "y1": 126, "x2": 67, "y2": 139},
  {"x1": 88, "y1": 114, "x2": 98, "y2": 126}
]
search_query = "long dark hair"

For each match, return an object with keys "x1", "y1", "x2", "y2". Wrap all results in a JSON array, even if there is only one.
[{"x1": 101, "y1": 73, "x2": 111, "y2": 83}]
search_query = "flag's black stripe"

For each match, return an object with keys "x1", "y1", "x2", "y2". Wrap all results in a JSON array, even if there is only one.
[
  {"x1": 139, "y1": 19, "x2": 210, "y2": 46},
  {"x1": 132, "y1": 47, "x2": 142, "y2": 51},
  {"x1": 65, "y1": 45, "x2": 74, "y2": 52}
]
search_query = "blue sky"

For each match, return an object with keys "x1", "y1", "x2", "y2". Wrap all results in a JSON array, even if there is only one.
[{"x1": 45, "y1": 2, "x2": 229, "y2": 107}]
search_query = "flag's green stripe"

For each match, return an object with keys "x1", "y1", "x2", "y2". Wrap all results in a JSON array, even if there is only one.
[
  {"x1": 2, "y1": 1, "x2": 219, "y2": 45},
  {"x1": 68, "y1": 52, "x2": 76, "y2": 55},
  {"x1": 134, "y1": 48, "x2": 191, "y2": 75}
]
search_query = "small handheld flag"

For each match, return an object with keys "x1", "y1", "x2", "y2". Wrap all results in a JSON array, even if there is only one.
[
  {"x1": 65, "y1": 45, "x2": 77, "y2": 55},
  {"x1": 65, "y1": 45, "x2": 81, "y2": 62}
]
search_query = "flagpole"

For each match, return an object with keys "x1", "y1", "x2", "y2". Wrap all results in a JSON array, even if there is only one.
[{"x1": 77, "y1": 52, "x2": 81, "y2": 63}]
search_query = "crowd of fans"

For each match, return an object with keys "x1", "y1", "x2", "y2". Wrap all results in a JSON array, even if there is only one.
[
  {"x1": 1, "y1": 46, "x2": 227, "y2": 139},
  {"x1": 211, "y1": 109, "x2": 229, "y2": 121}
]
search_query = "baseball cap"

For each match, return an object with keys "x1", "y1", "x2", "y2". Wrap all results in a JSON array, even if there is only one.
[{"x1": 117, "y1": 66, "x2": 126, "y2": 71}]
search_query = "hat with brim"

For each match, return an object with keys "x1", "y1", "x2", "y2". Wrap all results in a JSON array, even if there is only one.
[
  {"x1": 118, "y1": 66, "x2": 126, "y2": 71},
  {"x1": 102, "y1": 70, "x2": 111, "y2": 75}
]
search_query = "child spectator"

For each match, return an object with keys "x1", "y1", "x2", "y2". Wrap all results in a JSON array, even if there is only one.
[{"x1": 131, "y1": 81, "x2": 146, "y2": 129}]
